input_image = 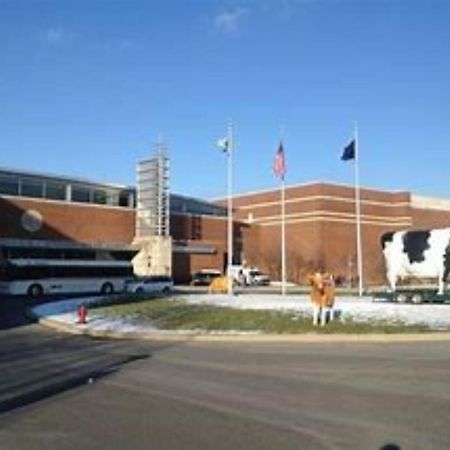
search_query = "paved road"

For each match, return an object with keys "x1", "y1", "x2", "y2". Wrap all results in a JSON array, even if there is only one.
[
  {"x1": 2, "y1": 295, "x2": 450, "y2": 449},
  {"x1": 2, "y1": 337, "x2": 450, "y2": 448},
  {"x1": 0, "y1": 296, "x2": 160, "y2": 413}
]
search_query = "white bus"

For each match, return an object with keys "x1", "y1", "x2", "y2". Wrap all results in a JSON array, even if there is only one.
[{"x1": 0, "y1": 258, "x2": 134, "y2": 297}]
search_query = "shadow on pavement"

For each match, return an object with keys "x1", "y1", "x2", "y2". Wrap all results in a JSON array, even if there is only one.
[
  {"x1": 0, "y1": 294, "x2": 91, "y2": 331},
  {"x1": 0, "y1": 351, "x2": 149, "y2": 415}
]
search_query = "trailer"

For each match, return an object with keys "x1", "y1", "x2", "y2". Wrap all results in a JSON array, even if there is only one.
[
  {"x1": 374, "y1": 288, "x2": 450, "y2": 304},
  {"x1": 380, "y1": 228, "x2": 450, "y2": 304}
]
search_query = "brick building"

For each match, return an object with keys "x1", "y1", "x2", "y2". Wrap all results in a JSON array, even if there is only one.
[
  {"x1": 217, "y1": 182, "x2": 450, "y2": 286},
  {"x1": 2, "y1": 167, "x2": 450, "y2": 286},
  {"x1": 0, "y1": 167, "x2": 233, "y2": 284}
]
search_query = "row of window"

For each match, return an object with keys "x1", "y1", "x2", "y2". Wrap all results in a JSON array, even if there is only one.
[
  {"x1": 4, "y1": 247, "x2": 136, "y2": 261},
  {"x1": 0, "y1": 174, "x2": 132, "y2": 207},
  {"x1": 170, "y1": 196, "x2": 227, "y2": 217},
  {"x1": 0, "y1": 263, "x2": 133, "y2": 281},
  {"x1": 0, "y1": 174, "x2": 228, "y2": 217}
]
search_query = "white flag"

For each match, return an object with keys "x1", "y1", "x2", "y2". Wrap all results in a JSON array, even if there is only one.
[{"x1": 217, "y1": 137, "x2": 229, "y2": 153}]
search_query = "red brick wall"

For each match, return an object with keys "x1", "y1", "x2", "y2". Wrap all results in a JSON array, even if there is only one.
[
  {"x1": 412, "y1": 208, "x2": 450, "y2": 229},
  {"x1": 5, "y1": 183, "x2": 450, "y2": 286},
  {"x1": 0, "y1": 196, "x2": 135, "y2": 245},
  {"x1": 217, "y1": 183, "x2": 417, "y2": 285},
  {"x1": 171, "y1": 214, "x2": 247, "y2": 283}
]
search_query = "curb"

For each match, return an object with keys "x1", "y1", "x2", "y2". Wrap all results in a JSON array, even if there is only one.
[{"x1": 36, "y1": 315, "x2": 450, "y2": 344}]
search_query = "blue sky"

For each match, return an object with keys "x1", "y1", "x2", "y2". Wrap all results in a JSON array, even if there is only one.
[{"x1": 1, "y1": 0, "x2": 449, "y2": 199}]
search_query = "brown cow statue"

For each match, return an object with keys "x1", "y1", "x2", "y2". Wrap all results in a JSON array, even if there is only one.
[{"x1": 307, "y1": 272, "x2": 336, "y2": 326}]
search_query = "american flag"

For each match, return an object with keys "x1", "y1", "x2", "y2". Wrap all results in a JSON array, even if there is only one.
[{"x1": 273, "y1": 141, "x2": 286, "y2": 180}]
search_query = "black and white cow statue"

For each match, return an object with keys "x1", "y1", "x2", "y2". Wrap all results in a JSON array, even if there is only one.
[{"x1": 381, "y1": 228, "x2": 450, "y2": 295}]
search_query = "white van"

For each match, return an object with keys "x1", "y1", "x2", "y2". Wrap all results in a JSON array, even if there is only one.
[{"x1": 228, "y1": 265, "x2": 270, "y2": 286}]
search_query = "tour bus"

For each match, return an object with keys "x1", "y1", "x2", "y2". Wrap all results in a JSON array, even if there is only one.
[{"x1": 0, "y1": 239, "x2": 136, "y2": 297}]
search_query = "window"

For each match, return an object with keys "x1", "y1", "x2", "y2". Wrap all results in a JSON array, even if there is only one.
[
  {"x1": 9, "y1": 247, "x2": 63, "y2": 259},
  {"x1": 108, "y1": 192, "x2": 119, "y2": 206},
  {"x1": 63, "y1": 250, "x2": 96, "y2": 260},
  {"x1": 0, "y1": 263, "x2": 10, "y2": 281},
  {"x1": 119, "y1": 192, "x2": 130, "y2": 207},
  {"x1": 146, "y1": 275, "x2": 172, "y2": 283},
  {"x1": 72, "y1": 186, "x2": 91, "y2": 203},
  {"x1": 0, "y1": 175, "x2": 19, "y2": 195},
  {"x1": 170, "y1": 196, "x2": 227, "y2": 217},
  {"x1": 93, "y1": 189, "x2": 107, "y2": 205},
  {"x1": 110, "y1": 250, "x2": 137, "y2": 261},
  {"x1": 21, "y1": 179, "x2": 43, "y2": 198},
  {"x1": 45, "y1": 182, "x2": 66, "y2": 201}
]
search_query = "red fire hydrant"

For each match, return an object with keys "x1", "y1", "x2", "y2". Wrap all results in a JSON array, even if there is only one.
[{"x1": 77, "y1": 304, "x2": 88, "y2": 324}]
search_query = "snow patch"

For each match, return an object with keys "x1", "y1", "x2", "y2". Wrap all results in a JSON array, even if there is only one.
[{"x1": 31, "y1": 293, "x2": 450, "y2": 333}]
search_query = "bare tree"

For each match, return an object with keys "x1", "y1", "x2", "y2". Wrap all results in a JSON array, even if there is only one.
[
  {"x1": 261, "y1": 246, "x2": 281, "y2": 281},
  {"x1": 287, "y1": 249, "x2": 305, "y2": 284}
]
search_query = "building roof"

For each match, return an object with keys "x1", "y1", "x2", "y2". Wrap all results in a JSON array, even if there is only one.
[
  {"x1": 0, "y1": 166, "x2": 134, "y2": 191},
  {"x1": 211, "y1": 180, "x2": 410, "y2": 202}
]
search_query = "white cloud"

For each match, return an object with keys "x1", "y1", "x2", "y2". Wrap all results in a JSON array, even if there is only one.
[{"x1": 214, "y1": 7, "x2": 249, "y2": 34}]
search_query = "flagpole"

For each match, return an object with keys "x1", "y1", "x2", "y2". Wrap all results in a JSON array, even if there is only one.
[
  {"x1": 227, "y1": 120, "x2": 233, "y2": 296},
  {"x1": 279, "y1": 125, "x2": 287, "y2": 296},
  {"x1": 354, "y1": 122, "x2": 363, "y2": 297},
  {"x1": 281, "y1": 175, "x2": 286, "y2": 295}
]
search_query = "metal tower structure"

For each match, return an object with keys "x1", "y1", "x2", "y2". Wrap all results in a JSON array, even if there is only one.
[
  {"x1": 136, "y1": 144, "x2": 170, "y2": 238},
  {"x1": 133, "y1": 142, "x2": 171, "y2": 277}
]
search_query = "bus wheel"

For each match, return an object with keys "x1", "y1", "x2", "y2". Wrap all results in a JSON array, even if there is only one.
[
  {"x1": 411, "y1": 293, "x2": 424, "y2": 304},
  {"x1": 394, "y1": 292, "x2": 409, "y2": 303},
  {"x1": 162, "y1": 287, "x2": 171, "y2": 295},
  {"x1": 28, "y1": 284, "x2": 43, "y2": 298},
  {"x1": 100, "y1": 283, "x2": 114, "y2": 295}
]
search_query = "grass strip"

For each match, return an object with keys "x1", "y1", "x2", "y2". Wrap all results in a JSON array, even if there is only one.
[{"x1": 93, "y1": 297, "x2": 433, "y2": 334}]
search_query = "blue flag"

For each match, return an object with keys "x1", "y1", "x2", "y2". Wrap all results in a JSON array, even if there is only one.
[{"x1": 341, "y1": 140, "x2": 355, "y2": 161}]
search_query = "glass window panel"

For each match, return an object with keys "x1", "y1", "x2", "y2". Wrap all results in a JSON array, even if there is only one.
[
  {"x1": 93, "y1": 189, "x2": 107, "y2": 204},
  {"x1": 21, "y1": 179, "x2": 43, "y2": 198},
  {"x1": 72, "y1": 186, "x2": 91, "y2": 203},
  {"x1": 119, "y1": 192, "x2": 130, "y2": 207},
  {"x1": 108, "y1": 191, "x2": 119, "y2": 206},
  {"x1": 45, "y1": 182, "x2": 66, "y2": 200},
  {"x1": 63, "y1": 250, "x2": 96, "y2": 260},
  {"x1": 0, "y1": 175, "x2": 19, "y2": 195}
]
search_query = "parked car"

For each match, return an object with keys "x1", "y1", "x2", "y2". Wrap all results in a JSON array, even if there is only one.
[
  {"x1": 125, "y1": 275, "x2": 174, "y2": 294},
  {"x1": 228, "y1": 265, "x2": 270, "y2": 286},
  {"x1": 191, "y1": 270, "x2": 222, "y2": 286},
  {"x1": 245, "y1": 268, "x2": 270, "y2": 286}
]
